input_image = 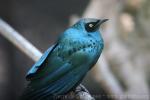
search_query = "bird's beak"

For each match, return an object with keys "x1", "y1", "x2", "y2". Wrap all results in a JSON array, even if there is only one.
[
  {"x1": 97, "y1": 19, "x2": 109, "y2": 26},
  {"x1": 99, "y1": 19, "x2": 109, "y2": 25},
  {"x1": 94, "y1": 19, "x2": 108, "y2": 30}
]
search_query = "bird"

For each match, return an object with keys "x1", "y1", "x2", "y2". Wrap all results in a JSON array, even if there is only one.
[{"x1": 21, "y1": 18, "x2": 108, "y2": 100}]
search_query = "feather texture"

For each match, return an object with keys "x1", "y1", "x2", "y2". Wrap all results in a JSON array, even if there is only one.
[{"x1": 21, "y1": 18, "x2": 107, "y2": 100}]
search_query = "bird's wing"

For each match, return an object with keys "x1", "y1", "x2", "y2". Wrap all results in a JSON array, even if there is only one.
[{"x1": 26, "y1": 44, "x2": 57, "y2": 80}]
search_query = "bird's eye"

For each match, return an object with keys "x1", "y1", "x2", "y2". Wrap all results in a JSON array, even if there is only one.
[
  {"x1": 89, "y1": 24, "x2": 94, "y2": 28},
  {"x1": 85, "y1": 22, "x2": 97, "y2": 32}
]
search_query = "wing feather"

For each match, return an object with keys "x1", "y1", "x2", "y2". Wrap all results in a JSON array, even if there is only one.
[{"x1": 26, "y1": 44, "x2": 56, "y2": 80}]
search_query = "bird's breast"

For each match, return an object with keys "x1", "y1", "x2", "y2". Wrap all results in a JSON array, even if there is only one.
[{"x1": 57, "y1": 38, "x2": 102, "y2": 67}]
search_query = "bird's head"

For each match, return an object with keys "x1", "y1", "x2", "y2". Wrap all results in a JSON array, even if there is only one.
[
  {"x1": 72, "y1": 18, "x2": 108, "y2": 33},
  {"x1": 60, "y1": 18, "x2": 108, "y2": 43}
]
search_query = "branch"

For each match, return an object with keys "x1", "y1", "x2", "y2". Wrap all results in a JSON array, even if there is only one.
[
  {"x1": 94, "y1": 55, "x2": 124, "y2": 99},
  {"x1": 0, "y1": 18, "x2": 93, "y2": 100},
  {"x1": 0, "y1": 18, "x2": 42, "y2": 61}
]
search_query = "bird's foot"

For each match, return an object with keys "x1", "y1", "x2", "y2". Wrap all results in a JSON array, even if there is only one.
[
  {"x1": 75, "y1": 84, "x2": 89, "y2": 94},
  {"x1": 74, "y1": 84, "x2": 95, "y2": 100}
]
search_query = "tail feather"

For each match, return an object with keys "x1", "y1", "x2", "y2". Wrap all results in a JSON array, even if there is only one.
[{"x1": 20, "y1": 82, "x2": 62, "y2": 100}]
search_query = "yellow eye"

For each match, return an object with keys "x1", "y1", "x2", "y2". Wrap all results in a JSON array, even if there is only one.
[
  {"x1": 89, "y1": 24, "x2": 93, "y2": 28},
  {"x1": 85, "y1": 22, "x2": 96, "y2": 32}
]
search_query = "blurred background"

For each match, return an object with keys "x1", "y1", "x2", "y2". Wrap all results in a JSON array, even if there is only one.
[{"x1": 0, "y1": 0, "x2": 150, "y2": 100}]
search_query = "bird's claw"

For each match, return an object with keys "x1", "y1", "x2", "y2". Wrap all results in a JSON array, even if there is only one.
[{"x1": 75, "y1": 84, "x2": 90, "y2": 94}]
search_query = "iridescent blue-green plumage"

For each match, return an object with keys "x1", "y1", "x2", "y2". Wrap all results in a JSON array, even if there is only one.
[{"x1": 21, "y1": 18, "x2": 107, "y2": 100}]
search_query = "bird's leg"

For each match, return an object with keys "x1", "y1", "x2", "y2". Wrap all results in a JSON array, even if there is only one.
[
  {"x1": 73, "y1": 84, "x2": 95, "y2": 100},
  {"x1": 75, "y1": 84, "x2": 89, "y2": 93}
]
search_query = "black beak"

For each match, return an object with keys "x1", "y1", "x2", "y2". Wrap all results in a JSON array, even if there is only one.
[
  {"x1": 97, "y1": 19, "x2": 109, "y2": 26},
  {"x1": 94, "y1": 19, "x2": 108, "y2": 30}
]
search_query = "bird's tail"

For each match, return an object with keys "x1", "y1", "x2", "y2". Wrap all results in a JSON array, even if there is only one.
[{"x1": 20, "y1": 83, "x2": 60, "y2": 100}]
